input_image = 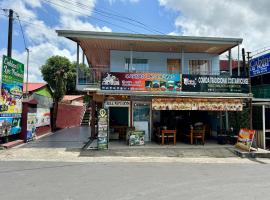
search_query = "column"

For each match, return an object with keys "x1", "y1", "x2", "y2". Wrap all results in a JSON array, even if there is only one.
[
  {"x1": 262, "y1": 105, "x2": 266, "y2": 149},
  {"x1": 229, "y1": 49, "x2": 232, "y2": 76},
  {"x1": 76, "y1": 43, "x2": 80, "y2": 87}
]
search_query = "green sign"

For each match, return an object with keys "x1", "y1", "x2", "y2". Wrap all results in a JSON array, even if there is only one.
[{"x1": 2, "y1": 55, "x2": 24, "y2": 84}]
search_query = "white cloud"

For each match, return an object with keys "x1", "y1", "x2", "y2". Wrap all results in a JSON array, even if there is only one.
[
  {"x1": 159, "y1": 0, "x2": 270, "y2": 57},
  {"x1": 0, "y1": 0, "x2": 112, "y2": 82},
  {"x1": 108, "y1": 0, "x2": 140, "y2": 5}
]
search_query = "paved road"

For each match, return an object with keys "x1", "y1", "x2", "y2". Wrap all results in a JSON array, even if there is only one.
[
  {"x1": 0, "y1": 161, "x2": 269, "y2": 200},
  {"x1": 22, "y1": 126, "x2": 90, "y2": 149}
]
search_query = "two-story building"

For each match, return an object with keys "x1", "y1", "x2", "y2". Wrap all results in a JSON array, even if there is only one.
[{"x1": 57, "y1": 31, "x2": 251, "y2": 145}]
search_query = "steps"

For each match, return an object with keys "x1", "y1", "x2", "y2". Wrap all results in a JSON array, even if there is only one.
[{"x1": 81, "y1": 107, "x2": 91, "y2": 126}]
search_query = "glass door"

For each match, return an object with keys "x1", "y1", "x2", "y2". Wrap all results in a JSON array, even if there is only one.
[{"x1": 133, "y1": 102, "x2": 151, "y2": 142}]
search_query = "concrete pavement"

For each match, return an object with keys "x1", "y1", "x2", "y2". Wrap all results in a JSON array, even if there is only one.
[
  {"x1": 22, "y1": 126, "x2": 90, "y2": 149},
  {"x1": 0, "y1": 161, "x2": 270, "y2": 200}
]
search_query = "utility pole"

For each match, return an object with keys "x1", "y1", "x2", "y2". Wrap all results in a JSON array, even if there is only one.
[
  {"x1": 7, "y1": 9, "x2": 14, "y2": 57},
  {"x1": 247, "y1": 51, "x2": 253, "y2": 129},
  {"x1": 26, "y1": 48, "x2": 29, "y2": 96}
]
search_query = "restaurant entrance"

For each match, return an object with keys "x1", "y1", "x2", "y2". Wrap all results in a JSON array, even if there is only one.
[{"x1": 152, "y1": 110, "x2": 219, "y2": 143}]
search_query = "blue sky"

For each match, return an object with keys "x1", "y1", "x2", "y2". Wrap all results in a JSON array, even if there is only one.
[{"x1": 0, "y1": 0, "x2": 269, "y2": 82}]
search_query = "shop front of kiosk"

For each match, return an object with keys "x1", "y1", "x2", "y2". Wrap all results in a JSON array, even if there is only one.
[{"x1": 104, "y1": 101, "x2": 130, "y2": 141}]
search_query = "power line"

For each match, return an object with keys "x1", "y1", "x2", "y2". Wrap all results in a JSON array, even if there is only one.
[
  {"x1": 15, "y1": 12, "x2": 27, "y2": 50},
  {"x1": 41, "y1": 0, "x2": 142, "y2": 34},
  {"x1": 58, "y1": 0, "x2": 166, "y2": 35}
]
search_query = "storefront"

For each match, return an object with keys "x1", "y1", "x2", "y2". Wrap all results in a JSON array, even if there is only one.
[{"x1": 56, "y1": 30, "x2": 251, "y2": 147}]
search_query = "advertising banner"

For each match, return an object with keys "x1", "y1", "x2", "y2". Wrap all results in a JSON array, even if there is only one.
[
  {"x1": 27, "y1": 113, "x2": 37, "y2": 141},
  {"x1": 250, "y1": 52, "x2": 270, "y2": 77},
  {"x1": 235, "y1": 128, "x2": 256, "y2": 151},
  {"x1": 0, "y1": 117, "x2": 21, "y2": 137},
  {"x1": 36, "y1": 108, "x2": 50, "y2": 127},
  {"x1": 0, "y1": 55, "x2": 24, "y2": 136},
  {"x1": 97, "y1": 108, "x2": 108, "y2": 150},
  {"x1": 152, "y1": 98, "x2": 243, "y2": 111},
  {"x1": 101, "y1": 72, "x2": 181, "y2": 92},
  {"x1": 182, "y1": 75, "x2": 249, "y2": 93}
]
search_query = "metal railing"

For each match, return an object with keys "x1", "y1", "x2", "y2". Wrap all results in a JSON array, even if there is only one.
[{"x1": 77, "y1": 67, "x2": 246, "y2": 86}]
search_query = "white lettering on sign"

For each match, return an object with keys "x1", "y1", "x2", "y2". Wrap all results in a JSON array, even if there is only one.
[{"x1": 104, "y1": 101, "x2": 130, "y2": 107}]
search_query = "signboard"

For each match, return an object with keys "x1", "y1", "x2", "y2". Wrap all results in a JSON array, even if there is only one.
[
  {"x1": 104, "y1": 101, "x2": 130, "y2": 107},
  {"x1": 36, "y1": 108, "x2": 50, "y2": 127},
  {"x1": 0, "y1": 117, "x2": 21, "y2": 137},
  {"x1": 101, "y1": 72, "x2": 181, "y2": 92},
  {"x1": 152, "y1": 98, "x2": 243, "y2": 111},
  {"x1": 0, "y1": 55, "x2": 24, "y2": 136},
  {"x1": 182, "y1": 75, "x2": 249, "y2": 93},
  {"x1": 250, "y1": 52, "x2": 270, "y2": 77},
  {"x1": 235, "y1": 128, "x2": 256, "y2": 151},
  {"x1": 27, "y1": 113, "x2": 37, "y2": 141},
  {"x1": 97, "y1": 108, "x2": 108, "y2": 150}
]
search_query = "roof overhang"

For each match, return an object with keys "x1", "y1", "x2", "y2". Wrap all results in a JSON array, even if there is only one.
[
  {"x1": 56, "y1": 30, "x2": 243, "y2": 67},
  {"x1": 96, "y1": 90, "x2": 251, "y2": 99}
]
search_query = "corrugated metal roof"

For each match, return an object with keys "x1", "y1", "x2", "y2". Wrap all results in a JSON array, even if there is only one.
[{"x1": 23, "y1": 83, "x2": 47, "y2": 93}]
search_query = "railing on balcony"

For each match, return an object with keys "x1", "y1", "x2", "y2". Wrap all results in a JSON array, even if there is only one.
[{"x1": 78, "y1": 67, "x2": 109, "y2": 86}]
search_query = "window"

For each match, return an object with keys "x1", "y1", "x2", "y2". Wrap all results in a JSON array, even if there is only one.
[
  {"x1": 167, "y1": 59, "x2": 181, "y2": 74},
  {"x1": 125, "y1": 58, "x2": 148, "y2": 72},
  {"x1": 189, "y1": 60, "x2": 212, "y2": 75}
]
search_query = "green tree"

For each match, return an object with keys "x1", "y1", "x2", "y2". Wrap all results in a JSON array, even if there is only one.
[{"x1": 41, "y1": 56, "x2": 71, "y2": 131}]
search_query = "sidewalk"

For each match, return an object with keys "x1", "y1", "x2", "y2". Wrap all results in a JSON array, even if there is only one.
[{"x1": 0, "y1": 147, "x2": 270, "y2": 164}]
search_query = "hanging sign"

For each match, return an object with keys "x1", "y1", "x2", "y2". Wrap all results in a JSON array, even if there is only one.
[
  {"x1": 250, "y1": 52, "x2": 270, "y2": 77},
  {"x1": 101, "y1": 72, "x2": 181, "y2": 92},
  {"x1": 97, "y1": 108, "x2": 108, "y2": 150},
  {"x1": 235, "y1": 128, "x2": 256, "y2": 151},
  {"x1": 182, "y1": 75, "x2": 249, "y2": 93}
]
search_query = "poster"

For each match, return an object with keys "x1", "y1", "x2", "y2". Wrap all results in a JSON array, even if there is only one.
[
  {"x1": 0, "y1": 117, "x2": 21, "y2": 137},
  {"x1": 0, "y1": 55, "x2": 24, "y2": 136},
  {"x1": 101, "y1": 72, "x2": 181, "y2": 92},
  {"x1": 27, "y1": 113, "x2": 37, "y2": 141},
  {"x1": 182, "y1": 75, "x2": 249, "y2": 93},
  {"x1": 235, "y1": 128, "x2": 256, "y2": 151},
  {"x1": 97, "y1": 108, "x2": 108, "y2": 150},
  {"x1": 36, "y1": 108, "x2": 50, "y2": 127}
]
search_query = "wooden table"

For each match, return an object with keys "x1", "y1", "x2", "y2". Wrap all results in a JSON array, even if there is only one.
[{"x1": 161, "y1": 130, "x2": 176, "y2": 145}]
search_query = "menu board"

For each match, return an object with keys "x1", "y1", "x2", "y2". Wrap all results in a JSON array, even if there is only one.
[
  {"x1": 27, "y1": 113, "x2": 37, "y2": 141},
  {"x1": 97, "y1": 108, "x2": 108, "y2": 150},
  {"x1": 235, "y1": 128, "x2": 256, "y2": 151}
]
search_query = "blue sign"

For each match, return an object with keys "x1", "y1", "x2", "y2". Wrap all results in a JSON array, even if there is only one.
[{"x1": 250, "y1": 52, "x2": 270, "y2": 77}]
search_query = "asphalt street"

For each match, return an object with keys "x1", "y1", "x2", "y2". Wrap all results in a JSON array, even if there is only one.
[{"x1": 0, "y1": 161, "x2": 269, "y2": 200}]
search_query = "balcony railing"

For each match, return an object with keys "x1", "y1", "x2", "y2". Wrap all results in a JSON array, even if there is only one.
[{"x1": 78, "y1": 67, "x2": 109, "y2": 86}]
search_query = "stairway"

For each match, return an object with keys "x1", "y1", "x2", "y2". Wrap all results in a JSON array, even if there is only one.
[{"x1": 81, "y1": 107, "x2": 91, "y2": 126}]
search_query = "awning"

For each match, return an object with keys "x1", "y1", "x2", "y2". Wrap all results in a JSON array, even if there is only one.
[{"x1": 96, "y1": 89, "x2": 252, "y2": 99}]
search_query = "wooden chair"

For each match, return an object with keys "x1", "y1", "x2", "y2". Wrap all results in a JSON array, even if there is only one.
[
  {"x1": 184, "y1": 127, "x2": 194, "y2": 144},
  {"x1": 193, "y1": 125, "x2": 206, "y2": 145}
]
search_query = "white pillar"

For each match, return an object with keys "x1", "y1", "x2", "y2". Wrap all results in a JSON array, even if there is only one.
[
  {"x1": 130, "y1": 47, "x2": 133, "y2": 72},
  {"x1": 229, "y1": 49, "x2": 232, "y2": 76},
  {"x1": 237, "y1": 44, "x2": 240, "y2": 76},
  {"x1": 181, "y1": 48, "x2": 184, "y2": 74},
  {"x1": 262, "y1": 105, "x2": 266, "y2": 149},
  {"x1": 76, "y1": 43, "x2": 79, "y2": 86}
]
